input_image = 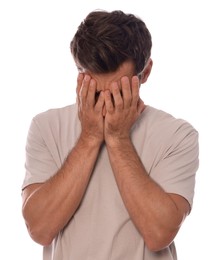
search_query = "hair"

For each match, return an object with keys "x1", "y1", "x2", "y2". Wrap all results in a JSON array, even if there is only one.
[{"x1": 70, "y1": 10, "x2": 152, "y2": 75}]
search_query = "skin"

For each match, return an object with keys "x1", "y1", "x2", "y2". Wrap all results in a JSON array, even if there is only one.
[{"x1": 22, "y1": 59, "x2": 190, "y2": 251}]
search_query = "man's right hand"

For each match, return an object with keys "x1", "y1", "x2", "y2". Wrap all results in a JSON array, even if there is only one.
[{"x1": 77, "y1": 73, "x2": 105, "y2": 145}]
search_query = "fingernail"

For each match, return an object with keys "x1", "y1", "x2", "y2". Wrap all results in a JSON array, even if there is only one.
[{"x1": 84, "y1": 74, "x2": 90, "y2": 81}]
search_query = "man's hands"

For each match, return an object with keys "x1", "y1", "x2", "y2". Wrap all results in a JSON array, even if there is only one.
[
  {"x1": 104, "y1": 76, "x2": 145, "y2": 146},
  {"x1": 77, "y1": 73, "x2": 146, "y2": 146},
  {"x1": 77, "y1": 73, "x2": 105, "y2": 145}
]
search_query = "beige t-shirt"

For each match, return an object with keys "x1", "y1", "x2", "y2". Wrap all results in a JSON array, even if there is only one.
[{"x1": 22, "y1": 104, "x2": 199, "y2": 260}]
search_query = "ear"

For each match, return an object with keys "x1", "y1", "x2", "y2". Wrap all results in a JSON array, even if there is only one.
[{"x1": 140, "y1": 58, "x2": 153, "y2": 84}]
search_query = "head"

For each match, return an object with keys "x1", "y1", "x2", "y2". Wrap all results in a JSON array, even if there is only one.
[{"x1": 70, "y1": 10, "x2": 153, "y2": 84}]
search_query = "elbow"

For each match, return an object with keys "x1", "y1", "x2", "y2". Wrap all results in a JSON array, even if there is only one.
[
  {"x1": 143, "y1": 228, "x2": 178, "y2": 252},
  {"x1": 26, "y1": 223, "x2": 54, "y2": 246},
  {"x1": 22, "y1": 208, "x2": 55, "y2": 246}
]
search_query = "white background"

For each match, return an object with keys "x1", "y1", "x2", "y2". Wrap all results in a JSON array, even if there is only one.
[{"x1": 0, "y1": 0, "x2": 221, "y2": 259}]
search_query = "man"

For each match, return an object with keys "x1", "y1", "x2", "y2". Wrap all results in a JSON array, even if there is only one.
[{"x1": 22, "y1": 10, "x2": 199, "y2": 260}]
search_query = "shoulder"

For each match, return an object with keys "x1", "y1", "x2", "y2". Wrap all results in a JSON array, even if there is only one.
[
  {"x1": 136, "y1": 105, "x2": 199, "y2": 156},
  {"x1": 33, "y1": 103, "x2": 77, "y2": 123},
  {"x1": 32, "y1": 104, "x2": 77, "y2": 128},
  {"x1": 142, "y1": 105, "x2": 198, "y2": 137},
  {"x1": 28, "y1": 103, "x2": 78, "y2": 138}
]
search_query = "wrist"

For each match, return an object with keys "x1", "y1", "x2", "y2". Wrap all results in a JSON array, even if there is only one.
[
  {"x1": 105, "y1": 135, "x2": 131, "y2": 149},
  {"x1": 78, "y1": 133, "x2": 103, "y2": 148}
]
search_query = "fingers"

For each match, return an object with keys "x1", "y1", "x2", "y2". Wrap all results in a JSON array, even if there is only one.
[
  {"x1": 95, "y1": 91, "x2": 105, "y2": 112},
  {"x1": 121, "y1": 76, "x2": 131, "y2": 108},
  {"x1": 79, "y1": 74, "x2": 96, "y2": 109},
  {"x1": 131, "y1": 76, "x2": 140, "y2": 107},
  {"x1": 76, "y1": 73, "x2": 84, "y2": 104},
  {"x1": 77, "y1": 74, "x2": 142, "y2": 114},
  {"x1": 105, "y1": 76, "x2": 140, "y2": 111},
  {"x1": 104, "y1": 81, "x2": 123, "y2": 113},
  {"x1": 104, "y1": 89, "x2": 114, "y2": 113},
  {"x1": 87, "y1": 78, "x2": 97, "y2": 106},
  {"x1": 79, "y1": 74, "x2": 91, "y2": 107},
  {"x1": 77, "y1": 74, "x2": 105, "y2": 112},
  {"x1": 111, "y1": 82, "x2": 123, "y2": 111}
]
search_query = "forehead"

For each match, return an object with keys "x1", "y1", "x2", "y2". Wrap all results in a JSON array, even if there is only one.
[{"x1": 76, "y1": 60, "x2": 135, "y2": 80}]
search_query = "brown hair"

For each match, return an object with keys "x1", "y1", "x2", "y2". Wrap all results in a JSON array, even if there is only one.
[{"x1": 70, "y1": 10, "x2": 152, "y2": 74}]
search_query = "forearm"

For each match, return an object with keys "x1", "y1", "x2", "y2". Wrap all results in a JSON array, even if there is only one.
[
  {"x1": 22, "y1": 136, "x2": 101, "y2": 245},
  {"x1": 106, "y1": 138, "x2": 183, "y2": 251}
]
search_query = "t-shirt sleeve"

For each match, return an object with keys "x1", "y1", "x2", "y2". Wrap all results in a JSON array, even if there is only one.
[
  {"x1": 150, "y1": 122, "x2": 199, "y2": 208},
  {"x1": 22, "y1": 117, "x2": 59, "y2": 190}
]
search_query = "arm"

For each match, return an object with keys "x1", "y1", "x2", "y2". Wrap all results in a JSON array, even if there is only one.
[
  {"x1": 106, "y1": 139, "x2": 190, "y2": 251},
  {"x1": 22, "y1": 73, "x2": 105, "y2": 246},
  {"x1": 104, "y1": 76, "x2": 190, "y2": 251},
  {"x1": 22, "y1": 138, "x2": 101, "y2": 246}
]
